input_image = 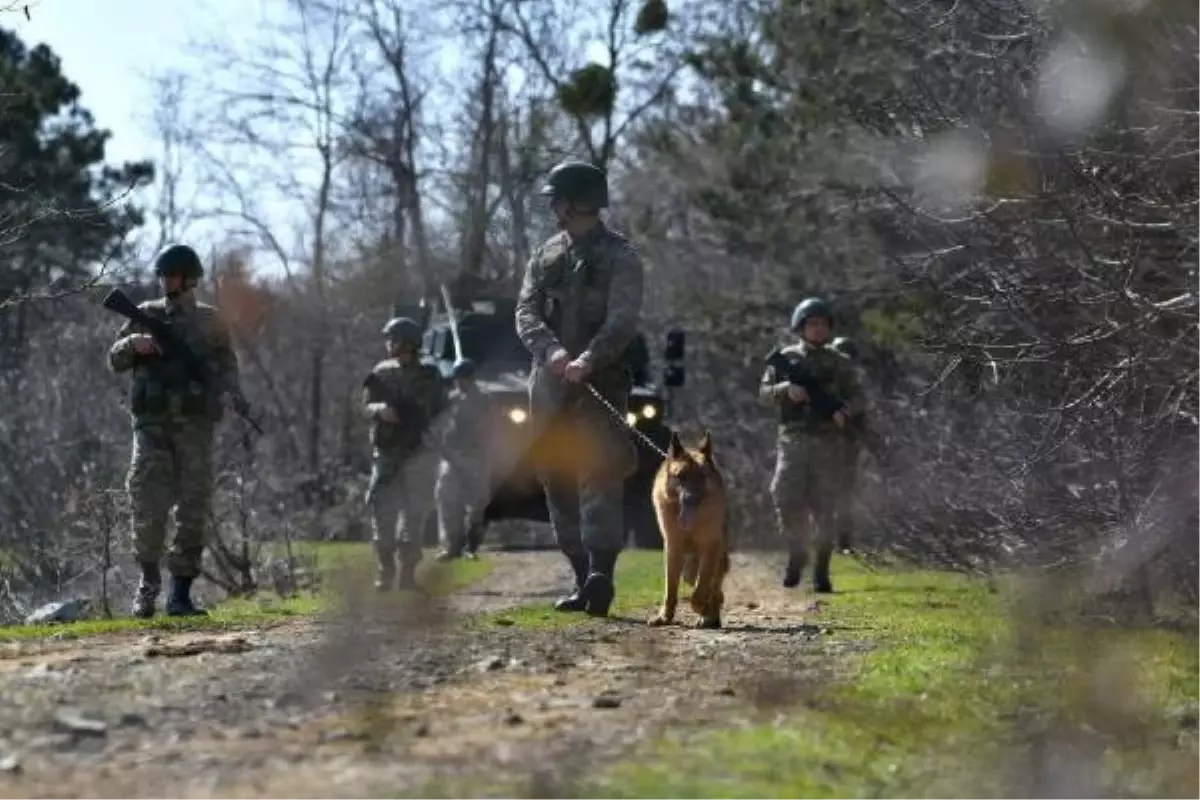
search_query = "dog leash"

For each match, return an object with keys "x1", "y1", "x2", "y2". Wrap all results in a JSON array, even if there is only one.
[{"x1": 585, "y1": 383, "x2": 671, "y2": 459}]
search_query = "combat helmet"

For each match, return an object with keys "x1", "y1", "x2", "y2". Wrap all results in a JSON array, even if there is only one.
[
  {"x1": 830, "y1": 336, "x2": 859, "y2": 359},
  {"x1": 451, "y1": 358, "x2": 477, "y2": 380},
  {"x1": 381, "y1": 317, "x2": 422, "y2": 346},
  {"x1": 539, "y1": 160, "x2": 608, "y2": 208},
  {"x1": 790, "y1": 297, "x2": 833, "y2": 333},
  {"x1": 154, "y1": 244, "x2": 204, "y2": 280}
]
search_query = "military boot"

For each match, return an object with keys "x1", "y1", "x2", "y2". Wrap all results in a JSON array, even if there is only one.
[
  {"x1": 165, "y1": 575, "x2": 208, "y2": 617},
  {"x1": 131, "y1": 562, "x2": 161, "y2": 619},
  {"x1": 374, "y1": 549, "x2": 396, "y2": 592},
  {"x1": 782, "y1": 551, "x2": 807, "y2": 589},
  {"x1": 582, "y1": 549, "x2": 619, "y2": 618},
  {"x1": 396, "y1": 559, "x2": 425, "y2": 594},
  {"x1": 812, "y1": 546, "x2": 835, "y2": 594},
  {"x1": 553, "y1": 554, "x2": 591, "y2": 612}
]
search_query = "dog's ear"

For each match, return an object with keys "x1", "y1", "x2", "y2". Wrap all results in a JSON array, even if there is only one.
[
  {"x1": 698, "y1": 429, "x2": 713, "y2": 461},
  {"x1": 667, "y1": 431, "x2": 683, "y2": 459}
]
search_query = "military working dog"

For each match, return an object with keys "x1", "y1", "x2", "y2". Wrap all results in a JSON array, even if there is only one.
[{"x1": 648, "y1": 431, "x2": 730, "y2": 629}]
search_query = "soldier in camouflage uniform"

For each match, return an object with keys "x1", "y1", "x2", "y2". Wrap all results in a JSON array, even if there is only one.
[
  {"x1": 434, "y1": 358, "x2": 492, "y2": 562},
  {"x1": 829, "y1": 336, "x2": 864, "y2": 552},
  {"x1": 108, "y1": 244, "x2": 241, "y2": 619},
  {"x1": 759, "y1": 297, "x2": 865, "y2": 593},
  {"x1": 362, "y1": 317, "x2": 449, "y2": 591},
  {"x1": 515, "y1": 159, "x2": 643, "y2": 618}
]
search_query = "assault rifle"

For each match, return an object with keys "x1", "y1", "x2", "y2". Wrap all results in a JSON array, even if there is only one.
[
  {"x1": 362, "y1": 372, "x2": 430, "y2": 452},
  {"x1": 101, "y1": 287, "x2": 264, "y2": 435},
  {"x1": 764, "y1": 347, "x2": 887, "y2": 462}
]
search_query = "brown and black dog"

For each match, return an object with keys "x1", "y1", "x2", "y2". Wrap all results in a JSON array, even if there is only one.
[{"x1": 648, "y1": 430, "x2": 730, "y2": 629}]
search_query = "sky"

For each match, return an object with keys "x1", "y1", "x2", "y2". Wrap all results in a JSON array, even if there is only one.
[
  {"x1": 9, "y1": 0, "x2": 235, "y2": 166},
  {"x1": 6, "y1": 0, "x2": 614, "y2": 275}
]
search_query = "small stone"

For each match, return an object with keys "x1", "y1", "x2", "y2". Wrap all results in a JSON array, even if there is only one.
[
  {"x1": 745, "y1": 601, "x2": 759, "y2": 610},
  {"x1": 53, "y1": 709, "x2": 107, "y2": 737},
  {"x1": 492, "y1": 618, "x2": 515, "y2": 627},
  {"x1": 592, "y1": 692, "x2": 622, "y2": 710},
  {"x1": 477, "y1": 656, "x2": 506, "y2": 672},
  {"x1": 0, "y1": 753, "x2": 21, "y2": 774},
  {"x1": 118, "y1": 712, "x2": 149, "y2": 728},
  {"x1": 322, "y1": 691, "x2": 339, "y2": 704},
  {"x1": 503, "y1": 709, "x2": 524, "y2": 726},
  {"x1": 717, "y1": 686, "x2": 736, "y2": 697},
  {"x1": 414, "y1": 722, "x2": 430, "y2": 737}
]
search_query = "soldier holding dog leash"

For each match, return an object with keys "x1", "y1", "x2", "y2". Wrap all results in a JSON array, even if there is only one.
[{"x1": 515, "y1": 159, "x2": 645, "y2": 619}]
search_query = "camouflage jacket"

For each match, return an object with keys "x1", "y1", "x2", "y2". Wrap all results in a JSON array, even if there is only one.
[
  {"x1": 758, "y1": 341, "x2": 866, "y2": 435},
  {"x1": 107, "y1": 294, "x2": 240, "y2": 426},
  {"x1": 514, "y1": 221, "x2": 644, "y2": 378},
  {"x1": 361, "y1": 358, "x2": 449, "y2": 454}
]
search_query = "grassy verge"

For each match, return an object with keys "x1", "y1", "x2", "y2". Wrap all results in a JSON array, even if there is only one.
[
  {"x1": 566, "y1": 555, "x2": 1198, "y2": 799},
  {"x1": 0, "y1": 544, "x2": 492, "y2": 643},
  {"x1": 474, "y1": 549, "x2": 665, "y2": 630}
]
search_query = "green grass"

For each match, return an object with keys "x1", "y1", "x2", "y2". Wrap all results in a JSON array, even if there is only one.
[
  {"x1": 475, "y1": 549, "x2": 665, "y2": 630},
  {"x1": 456, "y1": 551, "x2": 1200, "y2": 800},
  {"x1": 578, "y1": 556, "x2": 1199, "y2": 799},
  {"x1": 0, "y1": 543, "x2": 492, "y2": 643}
]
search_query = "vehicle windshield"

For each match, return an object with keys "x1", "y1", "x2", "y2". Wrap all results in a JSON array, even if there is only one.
[{"x1": 453, "y1": 316, "x2": 529, "y2": 366}]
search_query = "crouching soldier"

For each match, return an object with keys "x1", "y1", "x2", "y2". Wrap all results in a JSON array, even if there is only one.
[
  {"x1": 758, "y1": 297, "x2": 865, "y2": 593},
  {"x1": 362, "y1": 317, "x2": 449, "y2": 591},
  {"x1": 434, "y1": 358, "x2": 492, "y2": 561}
]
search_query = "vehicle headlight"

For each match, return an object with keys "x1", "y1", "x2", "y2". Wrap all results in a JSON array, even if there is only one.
[
  {"x1": 507, "y1": 407, "x2": 528, "y2": 424},
  {"x1": 625, "y1": 412, "x2": 638, "y2": 426},
  {"x1": 640, "y1": 404, "x2": 658, "y2": 420}
]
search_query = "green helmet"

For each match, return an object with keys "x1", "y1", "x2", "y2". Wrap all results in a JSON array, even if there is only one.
[
  {"x1": 154, "y1": 244, "x2": 204, "y2": 279},
  {"x1": 382, "y1": 317, "x2": 422, "y2": 345},
  {"x1": 831, "y1": 336, "x2": 858, "y2": 359},
  {"x1": 790, "y1": 297, "x2": 833, "y2": 332},
  {"x1": 539, "y1": 160, "x2": 608, "y2": 208}
]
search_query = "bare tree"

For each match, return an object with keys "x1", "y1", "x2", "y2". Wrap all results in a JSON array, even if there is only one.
[
  {"x1": 496, "y1": 0, "x2": 690, "y2": 170},
  {"x1": 187, "y1": 0, "x2": 357, "y2": 475}
]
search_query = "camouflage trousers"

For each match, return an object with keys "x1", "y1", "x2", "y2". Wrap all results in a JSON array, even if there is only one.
[
  {"x1": 769, "y1": 430, "x2": 846, "y2": 561},
  {"x1": 125, "y1": 418, "x2": 215, "y2": 578},
  {"x1": 367, "y1": 448, "x2": 437, "y2": 569},
  {"x1": 529, "y1": 367, "x2": 637, "y2": 558},
  {"x1": 834, "y1": 440, "x2": 862, "y2": 548},
  {"x1": 435, "y1": 459, "x2": 489, "y2": 554}
]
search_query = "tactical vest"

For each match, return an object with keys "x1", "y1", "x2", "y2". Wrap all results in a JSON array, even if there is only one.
[
  {"x1": 129, "y1": 305, "x2": 217, "y2": 420},
  {"x1": 777, "y1": 349, "x2": 842, "y2": 434},
  {"x1": 367, "y1": 361, "x2": 441, "y2": 454},
  {"x1": 538, "y1": 228, "x2": 631, "y2": 383}
]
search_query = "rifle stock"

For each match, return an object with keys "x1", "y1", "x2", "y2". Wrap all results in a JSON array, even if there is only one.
[{"x1": 101, "y1": 287, "x2": 263, "y2": 435}]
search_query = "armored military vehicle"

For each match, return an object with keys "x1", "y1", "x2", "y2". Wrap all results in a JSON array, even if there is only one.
[{"x1": 411, "y1": 293, "x2": 685, "y2": 550}]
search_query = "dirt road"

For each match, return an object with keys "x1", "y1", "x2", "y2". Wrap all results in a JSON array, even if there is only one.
[{"x1": 0, "y1": 550, "x2": 846, "y2": 798}]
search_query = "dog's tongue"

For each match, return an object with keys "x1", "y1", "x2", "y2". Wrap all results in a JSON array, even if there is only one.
[{"x1": 678, "y1": 505, "x2": 696, "y2": 529}]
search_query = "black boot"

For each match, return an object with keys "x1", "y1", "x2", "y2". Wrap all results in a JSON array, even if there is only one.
[
  {"x1": 374, "y1": 548, "x2": 396, "y2": 592},
  {"x1": 396, "y1": 559, "x2": 425, "y2": 593},
  {"x1": 165, "y1": 575, "x2": 208, "y2": 617},
  {"x1": 813, "y1": 546, "x2": 834, "y2": 594},
  {"x1": 132, "y1": 562, "x2": 161, "y2": 619},
  {"x1": 783, "y1": 552, "x2": 807, "y2": 589},
  {"x1": 553, "y1": 554, "x2": 591, "y2": 612},
  {"x1": 582, "y1": 550, "x2": 618, "y2": 618}
]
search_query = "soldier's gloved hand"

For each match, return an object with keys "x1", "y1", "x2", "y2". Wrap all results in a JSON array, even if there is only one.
[
  {"x1": 129, "y1": 334, "x2": 161, "y2": 356},
  {"x1": 546, "y1": 346, "x2": 570, "y2": 377},
  {"x1": 563, "y1": 357, "x2": 592, "y2": 384},
  {"x1": 786, "y1": 384, "x2": 808, "y2": 404}
]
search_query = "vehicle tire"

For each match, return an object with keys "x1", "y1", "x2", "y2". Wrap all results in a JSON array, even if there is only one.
[{"x1": 627, "y1": 496, "x2": 663, "y2": 550}]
